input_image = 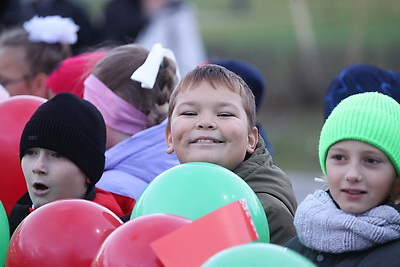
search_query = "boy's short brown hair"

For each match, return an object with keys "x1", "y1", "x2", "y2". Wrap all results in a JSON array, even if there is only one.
[{"x1": 167, "y1": 64, "x2": 256, "y2": 131}]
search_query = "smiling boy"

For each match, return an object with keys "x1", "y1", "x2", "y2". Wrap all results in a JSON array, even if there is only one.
[{"x1": 165, "y1": 64, "x2": 298, "y2": 244}]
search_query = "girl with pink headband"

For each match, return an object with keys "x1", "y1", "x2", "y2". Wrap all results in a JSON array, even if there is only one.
[{"x1": 83, "y1": 43, "x2": 180, "y2": 202}]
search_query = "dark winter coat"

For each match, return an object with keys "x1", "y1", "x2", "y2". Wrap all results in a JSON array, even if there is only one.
[{"x1": 234, "y1": 136, "x2": 298, "y2": 245}]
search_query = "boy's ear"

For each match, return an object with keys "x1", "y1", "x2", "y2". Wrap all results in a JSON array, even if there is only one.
[
  {"x1": 246, "y1": 127, "x2": 258, "y2": 154},
  {"x1": 165, "y1": 128, "x2": 175, "y2": 154}
]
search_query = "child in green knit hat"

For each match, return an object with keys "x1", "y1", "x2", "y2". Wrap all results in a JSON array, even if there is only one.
[{"x1": 286, "y1": 92, "x2": 400, "y2": 266}]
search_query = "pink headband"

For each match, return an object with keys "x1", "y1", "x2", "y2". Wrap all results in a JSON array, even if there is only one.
[{"x1": 83, "y1": 74, "x2": 148, "y2": 135}]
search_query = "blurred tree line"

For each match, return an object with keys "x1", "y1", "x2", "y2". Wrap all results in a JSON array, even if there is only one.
[{"x1": 194, "y1": 0, "x2": 400, "y2": 110}]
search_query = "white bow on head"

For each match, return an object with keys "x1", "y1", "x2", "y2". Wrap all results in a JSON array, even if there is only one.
[
  {"x1": 23, "y1": 15, "x2": 79, "y2": 44},
  {"x1": 130, "y1": 43, "x2": 180, "y2": 89}
]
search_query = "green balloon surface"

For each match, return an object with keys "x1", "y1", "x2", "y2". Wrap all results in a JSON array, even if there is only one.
[
  {"x1": 202, "y1": 242, "x2": 316, "y2": 267},
  {"x1": 131, "y1": 162, "x2": 269, "y2": 243},
  {"x1": 0, "y1": 201, "x2": 10, "y2": 267}
]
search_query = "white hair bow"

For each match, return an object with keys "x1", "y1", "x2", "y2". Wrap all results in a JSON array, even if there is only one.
[
  {"x1": 130, "y1": 43, "x2": 180, "y2": 89},
  {"x1": 23, "y1": 15, "x2": 79, "y2": 44}
]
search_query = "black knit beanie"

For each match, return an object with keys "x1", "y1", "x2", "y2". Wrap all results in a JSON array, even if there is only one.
[{"x1": 20, "y1": 92, "x2": 106, "y2": 187}]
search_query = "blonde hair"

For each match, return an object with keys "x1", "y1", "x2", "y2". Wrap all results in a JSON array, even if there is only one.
[
  {"x1": 92, "y1": 44, "x2": 177, "y2": 127},
  {"x1": 167, "y1": 64, "x2": 256, "y2": 131}
]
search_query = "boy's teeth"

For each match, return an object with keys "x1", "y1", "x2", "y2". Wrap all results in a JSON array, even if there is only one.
[{"x1": 198, "y1": 139, "x2": 214, "y2": 143}]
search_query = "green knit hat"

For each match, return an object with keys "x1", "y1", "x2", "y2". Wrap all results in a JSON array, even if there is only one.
[{"x1": 319, "y1": 92, "x2": 400, "y2": 176}]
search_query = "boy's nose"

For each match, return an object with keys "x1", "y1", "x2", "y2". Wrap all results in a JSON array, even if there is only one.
[
  {"x1": 32, "y1": 155, "x2": 48, "y2": 175},
  {"x1": 195, "y1": 119, "x2": 217, "y2": 129}
]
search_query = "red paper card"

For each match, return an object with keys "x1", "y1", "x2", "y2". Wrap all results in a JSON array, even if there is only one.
[{"x1": 150, "y1": 199, "x2": 259, "y2": 267}]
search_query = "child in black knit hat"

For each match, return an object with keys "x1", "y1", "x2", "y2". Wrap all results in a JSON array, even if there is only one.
[{"x1": 8, "y1": 92, "x2": 131, "y2": 235}]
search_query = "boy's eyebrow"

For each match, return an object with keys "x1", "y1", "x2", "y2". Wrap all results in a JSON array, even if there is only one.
[
  {"x1": 176, "y1": 100, "x2": 239, "y2": 107},
  {"x1": 174, "y1": 101, "x2": 197, "y2": 110}
]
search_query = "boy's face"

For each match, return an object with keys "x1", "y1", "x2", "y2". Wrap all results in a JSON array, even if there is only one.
[
  {"x1": 326, "y1": 140, "x2": 399, "y2": 213},
  {"x1": 21, "y1": 148, "x2": 90, "y2": 209},
  {"x1": 166, "y1": 81, "x2": 258, "y2": 170}
]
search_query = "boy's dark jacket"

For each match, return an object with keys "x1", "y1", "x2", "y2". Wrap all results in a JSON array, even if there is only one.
[
  {"x1": 234, "y1": 136, "x2": 297, "y2": 245},
  {"x1": 8, "y1": 187, "x2": 133, "y2": 236}
]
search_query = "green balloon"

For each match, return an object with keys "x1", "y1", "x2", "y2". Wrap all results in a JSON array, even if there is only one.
[
  {"x1": 131, "y1": 162, "x2": 269, "y2": 243},
  {"x1": 202, "y1": 242, "x2": 316, "y2": 267},
  {"x1": 0, "y1": 201, "x2": 10, "y2": 267}
]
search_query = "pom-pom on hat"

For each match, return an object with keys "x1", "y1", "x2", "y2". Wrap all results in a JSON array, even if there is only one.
[
  {"x1": 319, "y1": 92, "x2": 400, "y2": 176},
  {"x1": 20, "y1": 92, "x2": 106, "y2": 187}
]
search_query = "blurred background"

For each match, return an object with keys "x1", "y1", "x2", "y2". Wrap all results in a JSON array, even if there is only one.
[{"x1": 7, "y1": 0, "x2": 400, "y2": 177}]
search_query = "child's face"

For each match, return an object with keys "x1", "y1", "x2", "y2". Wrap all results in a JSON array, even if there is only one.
[
  {"x1": 326, "y1": 140, "x2": 399, "y2": 213},
  {"x1": 0, "y1": 48, "x2": 31, "y2": 96},
  {"x1": 166, "y1": 81, "x2": 258, "y2": 170},
  {"x1": 21, "y1": 148, "x2": 90, "y2": 209}
]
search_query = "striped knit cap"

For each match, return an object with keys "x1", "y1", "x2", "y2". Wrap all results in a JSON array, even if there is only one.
[{"x1": 319, "y1": 92, "x2": 400, "y2": 176}]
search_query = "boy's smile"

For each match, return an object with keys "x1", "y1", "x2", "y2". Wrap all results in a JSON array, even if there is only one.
[{"x1": 166, "y1": 81, "x2": 258, "y2": 170}]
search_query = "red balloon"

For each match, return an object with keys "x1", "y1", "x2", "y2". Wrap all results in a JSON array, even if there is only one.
[
  {"x1": 6, "y1": 199, "x2": 123, "y2": 267},
  {"x1": 0, "y1": 95, "x2": 46, "y2": 215},
  {"x1": 92, "y1": 213, "x2": 192, "y2": 267}
]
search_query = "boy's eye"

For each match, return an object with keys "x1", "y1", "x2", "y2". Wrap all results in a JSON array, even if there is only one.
[
  {"x1": 218, "y1": 112, "x2": 233, "y2": 117},
  {"x1": 181, "y1": 111, "x2": 197, "y2": 116},
  {"x1": 50, "y1": 152, "x2": 63, "y2": 158},
  {"x1": 24, "y1": 149, "x2": 36, "y2": 156}
]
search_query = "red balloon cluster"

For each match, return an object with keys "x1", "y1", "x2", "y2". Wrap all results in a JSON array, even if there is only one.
[
  {"x1": 3, "y1": 162, "x2": 287, "y2": 266},
  {"x1": 6, "y1": 199, "x2": 123, "y2": 267},
  {"x1": 0, "y1": 96, "x2": 46, "y2": 215}
]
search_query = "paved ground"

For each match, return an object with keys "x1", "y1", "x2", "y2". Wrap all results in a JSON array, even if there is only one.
[{"x1": 286, "y1": 171, "x2": 326, "y2": 204}]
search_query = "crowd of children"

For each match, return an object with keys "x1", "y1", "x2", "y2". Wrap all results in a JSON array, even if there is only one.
[{"x1": 1, "y1": 8, "x2": 400, "y2": 266}]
